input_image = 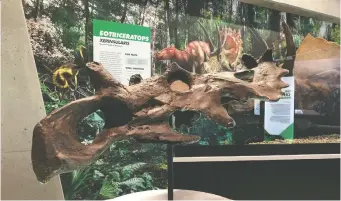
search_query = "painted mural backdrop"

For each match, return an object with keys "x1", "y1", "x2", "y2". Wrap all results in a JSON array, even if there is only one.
[{"x1": 23, "y1": 0, "x2": 340, "y2": 199}]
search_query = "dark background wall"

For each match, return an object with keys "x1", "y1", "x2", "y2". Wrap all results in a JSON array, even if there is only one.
[{"x1": 173, "y1": 144, "x2": 340, "y2": 200}]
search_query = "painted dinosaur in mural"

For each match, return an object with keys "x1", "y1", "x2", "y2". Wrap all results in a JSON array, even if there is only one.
[
  {"x1": 51, "y1": 46, "x2": 88, "y2": 99},
  {"x1": 153, "y1": 21, "x2": 244, "y2": 74},
  {"x1": 203, "y1": 26, "x2": 245, "y2": 73},
  {"x1": 153, "y1": 24, "x2": 217, "y2": 73}
]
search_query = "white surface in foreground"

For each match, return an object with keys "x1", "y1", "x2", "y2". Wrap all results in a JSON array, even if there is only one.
[
  {"x1": 173, "y1": 154, "x2": 341, "y2": 162},
  {"x1": 108, "y1": 189, "x2": 230, "y2": 200}
]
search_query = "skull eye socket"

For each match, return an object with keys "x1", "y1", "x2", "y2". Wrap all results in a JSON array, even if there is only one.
[
  {"x1": 167, "y1": 69, "x2": 192, "y2": 92},
  {"x1": 129, "y1": 74, "x2": 143, "y2": 86},
  {"x1": 234, "y1": 70, "x2": 255, "y2": 82},
  {"x1": 100, "y1": 97, "x2": 133, "y2": 129},
  {"x1": 168, "y1": 110, "x2": 201, "y2": 132}
]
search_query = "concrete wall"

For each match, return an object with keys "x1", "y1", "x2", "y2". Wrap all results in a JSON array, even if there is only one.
[
  {"x1": 1, "y1": 0, "x2": 64, "y2": 199},
  {"x1": 240, "y1": 0, "x2": 340, "y2": 24}
]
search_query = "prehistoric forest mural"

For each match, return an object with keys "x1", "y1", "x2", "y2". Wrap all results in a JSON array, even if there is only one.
[{"x1": 23, "y1": 0, "x2": 340, "y2": 200}]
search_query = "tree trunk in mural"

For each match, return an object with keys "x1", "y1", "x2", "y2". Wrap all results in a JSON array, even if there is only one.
[
  {"x1": 165, "y1": 0, "x2": 174, "y2": 45},
  {"x1": 267, "y1": 10, "x2": 281, "y2": 58},
  {"x1": 247, "y1": 4, "x2": 255, "y2": 25},
  {"x1": 187, "y1": 0, "x2": 204, "y2": 17},
  {"x1": 174, "y1": 0, "x2": 180, "y2": 48},
  {"x1": 33, "y1": 0, "x2": 41, "y2": 21},
  {"x1": 286, "y1": 13, "x2": 296, "y2": 31},
  {"x1": 139, "y1": 0, "x2": 149, "y2": 25},
  {"x1": 120, "y1": 1, "x2": 128, "y2": 23},
  {"x1": 228, "y1": 0, "x2": 233, "y2": 22},
  {"x1": 247, "y1": 4, "x2": 261, "y2": 57},
  {"x1": 236, "y1": 1, "x2": 244, "y2": 25},
  {"x1": 84, "y1": 0, "x2": 90, "y2": 47}
]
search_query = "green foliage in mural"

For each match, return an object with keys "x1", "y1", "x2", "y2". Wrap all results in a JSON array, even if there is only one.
[
  {"x1": 331, "y1": 24, "x2": 340, "y2": 45},
  {"x1": 39, "y1": 79, "x2": 69, "y2": 114},
  {"x1": 173, "y1": 113, "x2": 233, "y2": 146},
  {"x1": 61, "y1": 139, "x2": 167, "y2": 200}
]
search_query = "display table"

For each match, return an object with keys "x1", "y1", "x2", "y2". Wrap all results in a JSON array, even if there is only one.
[{"x1": 108, "y1": 189, "x2": 231, "y2": 200}]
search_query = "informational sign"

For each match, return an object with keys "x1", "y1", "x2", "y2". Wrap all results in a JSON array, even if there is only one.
[
  {"x1": 93, "y1": 19, "x2": 151, "y2": 86},
  {"x1": 264, "y1": 76, "x2": 295, "y2": 140}
]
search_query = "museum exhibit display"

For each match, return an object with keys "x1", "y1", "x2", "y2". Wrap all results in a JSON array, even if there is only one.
[{"x1": 22, "y1": 0, "x2": 340, "y2": 199}]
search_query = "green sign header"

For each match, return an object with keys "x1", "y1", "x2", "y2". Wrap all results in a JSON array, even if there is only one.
[{"x1": 93, "y1": 19, "x2": 151, "y2": 43}]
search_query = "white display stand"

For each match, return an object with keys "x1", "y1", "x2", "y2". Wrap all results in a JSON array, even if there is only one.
[{"x1": 108, "y1": 189, "x2": 231, "y2": 200}]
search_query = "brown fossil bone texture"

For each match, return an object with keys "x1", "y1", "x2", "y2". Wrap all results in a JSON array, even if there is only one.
[{"x1": 31, "y1": 55, "x2": 289, "y2": 183}]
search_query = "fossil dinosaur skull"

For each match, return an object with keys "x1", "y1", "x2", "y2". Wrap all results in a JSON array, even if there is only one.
[{"x1": 31, "y1": 55, "x2": 289, "y2": 183}]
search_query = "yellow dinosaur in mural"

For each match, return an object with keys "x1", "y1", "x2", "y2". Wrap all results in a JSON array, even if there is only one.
[
  {"x1": 52, "y1": 45, "x2": 87, "y2": 90},
  {"x1": 51, "y1": 46, "x2": 87, "y2": 99}
]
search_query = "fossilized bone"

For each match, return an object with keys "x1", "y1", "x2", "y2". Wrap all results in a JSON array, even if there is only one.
[{"x1": 31, "y1": 51, "x2": 289, "y2": 183}]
